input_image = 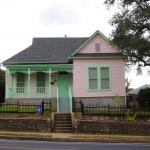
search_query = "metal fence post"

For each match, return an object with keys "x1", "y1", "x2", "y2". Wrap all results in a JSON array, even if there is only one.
[
  {"x1": 80, "y1": 100, "x2": 84, "y2": 115},
  {"x1": 108, "y1": 104, "x2": 110, "y2": 115},
  {"x1": 42, "y1": 100, "x2": 44, "y2": 115},
  {"x1": 17, "y1": 100, "x2": 19, "y2": 113}
]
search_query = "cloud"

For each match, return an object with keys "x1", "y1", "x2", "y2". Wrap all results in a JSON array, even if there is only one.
[{"x1": 39, "y1": 2, "x2": 80, "y2": 26}]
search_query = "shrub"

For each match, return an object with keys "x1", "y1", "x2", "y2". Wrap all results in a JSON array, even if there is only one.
[
  {"x1": 137, "y1": 88, "x2": 150, "y2": 110},
  {"x1": 0, "y1": 69, "x2": 5, "y2": 103}
]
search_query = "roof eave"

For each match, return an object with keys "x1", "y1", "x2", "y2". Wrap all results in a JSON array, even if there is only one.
[{"x1": 68, "y1": 56, "x2": 127, "y2": 59}]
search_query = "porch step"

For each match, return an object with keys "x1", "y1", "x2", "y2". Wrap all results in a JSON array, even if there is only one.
[{"x1": 54, "y1": 113, "x2": 72, "y2": 133}]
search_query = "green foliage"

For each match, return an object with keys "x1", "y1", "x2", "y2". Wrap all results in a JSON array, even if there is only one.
[
  {"x1": 126, "y1": 111, "x2": 136, "y2": 121},
  {"x1": 104, "y1": 0, "x2": 150, "y2": 68},
  {"x1": 0, "y1": 69, "x2": 5, "y2": 102},
  {"x1": 137, "y1": 88, "x2": 150, "y2": 110},
  {"x1": 114, "y1": 94, "x2": 122, "y2": 105}
]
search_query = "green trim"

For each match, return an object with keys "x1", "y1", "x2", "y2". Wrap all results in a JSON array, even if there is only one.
[
  {"x1": 48, "y1": 68, "x2": 51, "y2": 97},
  {"x1": 87, "y1": 64, "x2": 112, "y2": 91},
  {"x1": 109, "y1": 67, "x2": 112, "y2": 89},
  {"x1": 7, "y1": 64, "x2": 73, "y2": 74},
  {"x1": 97, "y1": 67, "x2": 101, "y2": 89},
  {"x1": 6, "y1": 68, "x2": 9, "y2": 98},
  {"x1": 71, "y1": 30, "x2": 119, "y2": 56},
  {"x1": 57, "y1": 86, "x2": 59, "y2": 113},
  {"x1": 28, "y1": 68, "x2": 30, "y2": 98},
  {"x1": 6, "y1": 64, "x2": 73, "y2": 68},
  {"x1": 69, "y1": 86, "x2": 72, "y2": 113},
  {"x1": 25, "y1": 74, "x2": 27, "y2": 95}
]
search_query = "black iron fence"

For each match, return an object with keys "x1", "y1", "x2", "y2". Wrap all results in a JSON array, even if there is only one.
[
  {"x1": 0, "y1": 100, "x2": 51, "y2": 115},
  {"x1": 74, "y1": 100, "x2": 150, "y2": 117}
]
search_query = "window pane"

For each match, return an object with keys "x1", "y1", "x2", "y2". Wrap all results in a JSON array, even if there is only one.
[
  {"x1": 89, "y1": 79, "x2": 97, "y2": 89},
  {"x1": 16, "y1": 73, "x2": 25, "y2": 93},
  {"x1": 17, "y1": 73, "x2": 25, "y2": 82},
  {"x1": 101, "y1": 67, "x2": 109, "y2": 78},
  {"x1": 37, "y1": 72, "x2": 45, "y2": 87},
  {"x1": 95, "y1": 43, "x2": 100, "y2": 51},
  {"x1": 101, "y1": 78, "x2": 109, "y2": 89},
  {"x1": 37, "y1": 72, "x2": 45, "y2": 82},
  {"x1": 37, "y1": 82, "x2": 45, "y2": 87},
  {"x1": 89, "y1": 68, "x2": 97, "y2": 79},
  {"x1": 17, "y1": 83, "x2": 24, "y2": 87}
]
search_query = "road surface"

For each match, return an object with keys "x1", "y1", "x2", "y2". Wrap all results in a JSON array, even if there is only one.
[{"x1": 0, "y1": 139, "x2": 149, "y2": 150}]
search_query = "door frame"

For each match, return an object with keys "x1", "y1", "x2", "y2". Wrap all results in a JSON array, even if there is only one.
[{"x1": 57, "y1": 72, "x2": 71, "y2": 113}]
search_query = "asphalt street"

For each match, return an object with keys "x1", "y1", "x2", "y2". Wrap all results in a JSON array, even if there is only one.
[{"x1": 0, "y1": 139, "x2": 149, "y2": 150}]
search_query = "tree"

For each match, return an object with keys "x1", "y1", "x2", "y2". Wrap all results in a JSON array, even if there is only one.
[
  {"x1": 0, "y1": 69, "x2": 5, "y2": 102},
  {"x1": 137, "y1": 88, "x2": 150, "y2": 110},
  {"x1": 125, "y1": 78, "x2": 133, "y2": 93},
  {"x1": 104, "y1": 0, "x2": 150, "y2": 70}
]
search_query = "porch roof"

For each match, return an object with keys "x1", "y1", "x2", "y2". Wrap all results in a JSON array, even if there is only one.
[{"x1": 8, "y1": 64, "x2": 73, "y2": 74}]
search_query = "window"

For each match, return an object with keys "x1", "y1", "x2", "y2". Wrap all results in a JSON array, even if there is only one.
[
  {"x1": 37, "y1": 72, "x2": 45, "y2": 93},
  {"x1": 101, "y1": 67, "x2": 110, "y2": 89},
  {"x1": 16, "y1": 73, "x2": 25, "y2": 93},
  {"x1": 88, "y1": 66, "x2": 111, "y2": 90},
  {"x1": 95, "y1": 43, "x2": 100, "y2": 52},
  {"x1": 89, "y1": 68, "x2": 98, "y2": 89}
]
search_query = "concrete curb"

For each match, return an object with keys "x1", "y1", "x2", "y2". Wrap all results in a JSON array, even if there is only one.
[{"x1": 0, "y1": 135, "x2": 150, "y2": 143}]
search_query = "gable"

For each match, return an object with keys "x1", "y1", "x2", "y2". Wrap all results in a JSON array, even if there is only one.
[
  {"x1": 71, "y1": 30, "x2": 119, "y2": 57},
  {"x1": 79, "y1": 35, "x2": 118, "y2": 54}
]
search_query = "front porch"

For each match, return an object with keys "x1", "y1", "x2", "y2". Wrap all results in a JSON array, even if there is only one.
[{"x1": 5, "y1": 64, "x2": 73, "y2": 112}]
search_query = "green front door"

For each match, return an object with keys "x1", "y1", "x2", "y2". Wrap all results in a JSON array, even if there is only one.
[{"x1": 58, "y1": 73, "x2": 70, "y2": 113}]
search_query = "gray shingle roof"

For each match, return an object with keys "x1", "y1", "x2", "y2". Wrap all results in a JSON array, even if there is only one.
[{"x1": 3, "y1": 37, "x2": 88, "y2": 65}]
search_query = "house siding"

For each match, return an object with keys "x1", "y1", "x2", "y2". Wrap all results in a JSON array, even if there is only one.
[
  {"x1": 79, "y1": 35, "x2": 117, "y2": 54},
  {"x1": 73, "y1": 59, "x2": 126, "y2": 98}
]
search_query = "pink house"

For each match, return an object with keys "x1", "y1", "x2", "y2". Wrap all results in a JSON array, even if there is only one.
[{"x1": 3, "y1": 30, "x2": 126, "y2": 113}]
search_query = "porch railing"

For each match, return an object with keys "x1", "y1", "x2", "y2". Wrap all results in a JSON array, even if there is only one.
[
  {"x1": 69, "y1": 86, "x2": 72, "y2": 112},
  {"x1": 16, "y1": 87, "x2": 26, "y2": 94},
  {"x1": 8, "y1": 87, "x2": 49, "y2": 98},
  {"x1": 37, "y1": 87, "x2": 46, "y2": 94}
]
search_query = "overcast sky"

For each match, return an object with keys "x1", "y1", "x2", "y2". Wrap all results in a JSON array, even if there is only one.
[{"x1": 0, "y1": 0, "x2": 149, "y2": 89}]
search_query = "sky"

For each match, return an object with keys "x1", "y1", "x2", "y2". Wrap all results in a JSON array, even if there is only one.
[{"x1": 0, "y1": 0, "x2": 149, "y2": 89}]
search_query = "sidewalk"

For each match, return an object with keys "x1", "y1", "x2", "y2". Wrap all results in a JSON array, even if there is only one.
[{"x1": 0, "y1": 131, "x2": 150, "y2": 143}]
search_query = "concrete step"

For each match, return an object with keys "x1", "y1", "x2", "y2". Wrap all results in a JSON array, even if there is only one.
[
  {"x1": 55, "y1": 127, "x2": 72, "y2": 130},
  {"x1": 54, "y1": 113, "x2": 72, "y2": 133},
  {"x1": 54, "y1": 117, "x2": 71, "y2": 120},
  {"x1": 55, "y1": 124, "x2": 72, "y2": 127},
  {"x1": 54, "y1": 113, "x2": 71, "y2": 117}
]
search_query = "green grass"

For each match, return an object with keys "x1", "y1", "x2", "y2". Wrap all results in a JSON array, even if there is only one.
[
  {"x1": 0, "y1": 105, "x2": 52, "y2": 116},
  {"x1": 0, "y1": 106, "x2": 37, "y2": 113}
]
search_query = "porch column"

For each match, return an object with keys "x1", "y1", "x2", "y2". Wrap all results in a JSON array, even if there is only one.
[
  {"x1": 48, "y1": 68, "x2": 51, "y2": 97},
  {"x1": 28, "y1": 68, "x2": 30, "y2": 98},
  {"x1": 6, "y1": 68, "x2": 10, "y2": 98},
  {"x1": 8, "y1": 69, "x2": 13, "y2": 98}
]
